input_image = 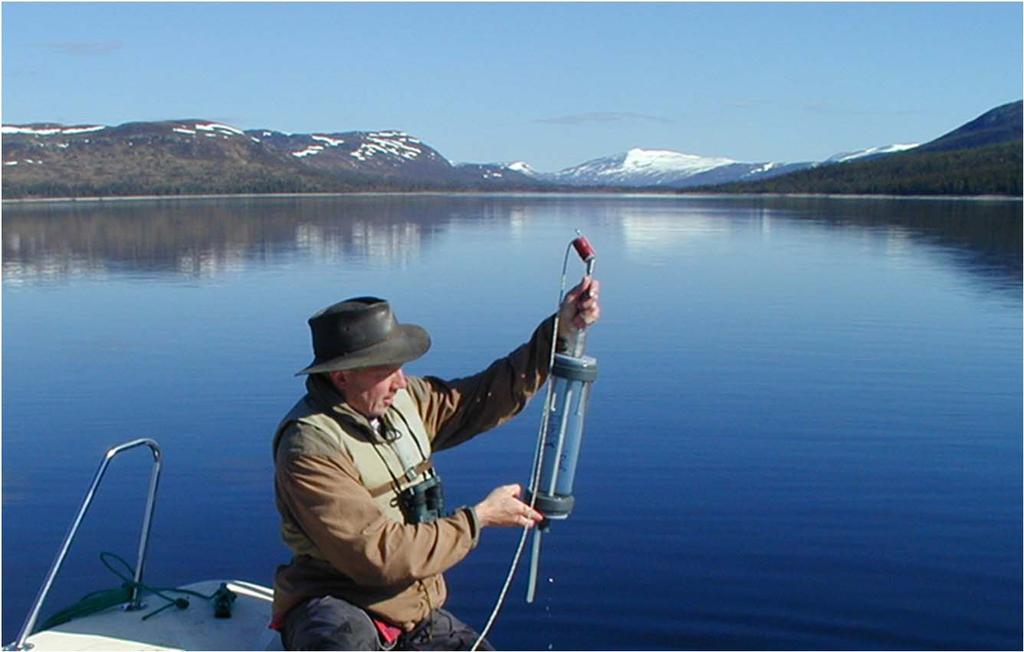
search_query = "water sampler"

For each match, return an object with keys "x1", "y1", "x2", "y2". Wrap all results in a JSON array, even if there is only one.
[
  {"x1": 524, "y1": 233, "x2": 598, "y2": 603},
  {"x1": 472, "y1": 234, "x2": 599, "y2": 650}
]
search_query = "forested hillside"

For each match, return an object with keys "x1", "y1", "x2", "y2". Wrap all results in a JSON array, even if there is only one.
[{"x1": 709, "y1": 141, "x2": 1021, "y2": 196}]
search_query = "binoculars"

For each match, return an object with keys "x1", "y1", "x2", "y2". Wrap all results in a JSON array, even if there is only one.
[{"x1": 397, "y1": 474, "x2": 446, "y2": 524}]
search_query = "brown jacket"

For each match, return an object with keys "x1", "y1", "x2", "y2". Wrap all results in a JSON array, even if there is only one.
[{"x1": 272, "y1": 316, "x2": 555, "y2": 630}]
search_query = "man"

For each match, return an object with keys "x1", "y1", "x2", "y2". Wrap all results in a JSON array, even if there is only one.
[{"x1": 272, "y1": 277, "x2": 600, "y2": 651}]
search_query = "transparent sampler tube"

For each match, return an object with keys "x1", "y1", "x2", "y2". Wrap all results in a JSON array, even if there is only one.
[{"x1": 531, "y1": 353, "x2": 597, "y2": 520}]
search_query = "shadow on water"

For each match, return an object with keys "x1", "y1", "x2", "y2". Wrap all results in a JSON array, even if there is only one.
[{"x1": 2, "y1": 194, "x2": 1021, "y2": 292}]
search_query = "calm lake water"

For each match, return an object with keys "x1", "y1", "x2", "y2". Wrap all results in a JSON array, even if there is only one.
[{"x1": 2, "y1": 194, "x2": 1021, "y2": 650}]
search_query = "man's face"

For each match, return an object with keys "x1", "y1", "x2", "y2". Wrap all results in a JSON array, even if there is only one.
[{"x1": 330, "y1": 364, "x2": 407, "y2": 418}]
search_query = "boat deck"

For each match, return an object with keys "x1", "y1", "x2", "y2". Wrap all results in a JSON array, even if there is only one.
[{"x1": 20, "y1": 580, "x2": 282, "y2": 651}]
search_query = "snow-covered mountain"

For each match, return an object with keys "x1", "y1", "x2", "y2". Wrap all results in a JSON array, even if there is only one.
[
  {"x1": 544, "y1": 148, "x2": 816, "y2": 188},
  {"x1": 825, "y1": 143, "x2": 919, "y2": 164},
  {"x1": 506, "y1": 161, "x2": 539, "y2": 177},
  {"x1": 549, "y1": 149, "x2": 736, "y2": 186},
  {"x1": 538, "y1": 142, "x2": 928, "y2": 189},
  {"x1": 451, "y1": 161, "x2": 544, "y2": 186},
  {"x1": 252, "y1": 128, "x2": 456, "y2": 180}
]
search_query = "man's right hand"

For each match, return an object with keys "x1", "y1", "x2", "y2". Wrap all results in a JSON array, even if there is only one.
[{"x1": 474, "y1": 484, "x2": 544, "y2": 528}]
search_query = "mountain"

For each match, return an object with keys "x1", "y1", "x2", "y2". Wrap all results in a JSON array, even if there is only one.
[
  {"x1": 540, "y1": 103, "x2": 1017, "y2": 190},
  {"x1": 0, "y1": 120, "x2": 545, "y2": 197},
  {"x1": 251, "y1": 129, "x2": 454, "y2": 181},
  {"x1": 684, "y1": 160, "x2": 818, "y2": 187},
  {"x1": 543, "y1": 148, "x2": 818, "y2": 188},
  {"x1": 916, "y1": 100, "x2": 1022, "y2": 153},
  {"x1": 452, "y1": 161, "x2": 545, "y2": 186},
  {"x1": 3, "y1": 101, "x2": 1020, "y2": 198},
  {"x1": 2, "y1": 120, "x2": 347, "y2": 197},
  {"x1": 705, "y1": 101, "x2": 1023, "y2": 196},
  {"x1": 545, "y1": 144, "x2": 939, "y2": 189},
  {"x1": 825, "y1": 143, "x2": 919, "y2": 163},
  {"x1": 549, "y1": 149, "x2": 736, "y2": 186}
]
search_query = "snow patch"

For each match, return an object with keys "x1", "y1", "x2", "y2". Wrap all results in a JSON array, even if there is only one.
[
  {"x1": 173, "y1": 127, "x2": 196, "y2": 135},
  {"x1": 2, "y1": 124, "x2": 105, "y2": 136},
  {"x1": 292, "y1": 145, "x2": 325, "y2": 158},
  {"x1": 507, "y1": 161, "x2": 535, "y2": 175},
  {"x1": 312, "y1": 135, "x2": 345, "y2": 147},
  {"x1": 745, "y1": 162, "x2": 779, "y2": 175},
  {"x1": 194, "y1": 122, "x2": 245, "y2": 136},
  {"x1": 62, "y1": 125, "x2": 106, "y2": 135},
  {"x1": 350, "y1": 132, "x2": 423, "y2": 162}
]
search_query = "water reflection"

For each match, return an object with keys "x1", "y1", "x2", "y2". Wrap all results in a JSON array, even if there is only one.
[
  {"x1": 615, "y1": 196, "x2": 1021, "y2": 292},
  {"x1": 2, "y1": 196, "x2": 454, "y2": 282},
  {"x1": 753, "y1": 195, "x2": 1022, "y2": 288},
  {"x1": 2, "y1": 194, "x2": 1020, "y2": 290},
  {"x1": 620, "y1": 210, "x2": 731, "y2": 252}
]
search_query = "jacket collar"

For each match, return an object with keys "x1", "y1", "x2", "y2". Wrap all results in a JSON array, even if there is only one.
[{"x1": 305, "y1": 375, "x2": 385, "y2": 441}]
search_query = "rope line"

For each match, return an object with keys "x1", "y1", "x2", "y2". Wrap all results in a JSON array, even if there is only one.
[
  {"x1": 470, "y1": 241, "x2": 576, "y2": 651},
  {"x1": 38, "y1": 552, "x2": 223, "y2": 631}
]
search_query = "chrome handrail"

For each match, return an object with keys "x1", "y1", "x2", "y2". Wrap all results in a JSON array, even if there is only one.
[{"x1": 8, "y1": 439, "x2": 162, "y2": 651}]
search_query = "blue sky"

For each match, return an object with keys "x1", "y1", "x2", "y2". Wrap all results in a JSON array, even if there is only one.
[{"x1": 2, "y1": 2, "x2": 1021, "y2": 171}]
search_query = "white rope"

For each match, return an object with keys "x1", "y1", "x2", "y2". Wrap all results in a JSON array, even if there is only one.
[{"x1": 470, "y1": 242, "x2": 576, "y2": 651}]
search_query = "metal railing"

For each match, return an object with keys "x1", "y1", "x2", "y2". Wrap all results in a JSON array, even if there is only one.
[{"x1": 7, "y1": 439, "x2": 163, "y2": 651}]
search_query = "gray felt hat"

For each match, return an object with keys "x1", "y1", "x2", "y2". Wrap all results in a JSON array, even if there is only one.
[{"x1": 297, "y1": 297, "x2": 431, "y2": 375}]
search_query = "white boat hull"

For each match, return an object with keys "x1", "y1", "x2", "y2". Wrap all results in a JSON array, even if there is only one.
[{"x1": 20, "y1": 580, "x2": 282, "y2": 651}]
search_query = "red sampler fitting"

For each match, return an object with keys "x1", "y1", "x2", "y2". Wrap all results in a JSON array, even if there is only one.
[{"x1": 572, "y1": 236, "x2": 596, "y2": 263}]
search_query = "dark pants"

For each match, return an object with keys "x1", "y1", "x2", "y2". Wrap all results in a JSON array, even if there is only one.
[{"x1": 280, "y1": 595, "x2": 495, "y2": 651}]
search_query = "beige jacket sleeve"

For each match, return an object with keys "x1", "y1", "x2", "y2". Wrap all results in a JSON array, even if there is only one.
[
  {"x1": 275, "y1": 435, "x2": 481, "y2": 587},
  {"x1": 406, "y1": 315, "x2": 556, "y2": 451}
]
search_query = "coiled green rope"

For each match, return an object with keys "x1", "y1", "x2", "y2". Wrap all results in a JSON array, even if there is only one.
[{"x1": 38, "y1": 552, "x2": 226, "y2": 631}]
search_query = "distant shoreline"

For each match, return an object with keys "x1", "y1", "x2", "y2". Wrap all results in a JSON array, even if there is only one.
[{"x1": 3, "y1": 191, "x2": 1021, "y2": 205}]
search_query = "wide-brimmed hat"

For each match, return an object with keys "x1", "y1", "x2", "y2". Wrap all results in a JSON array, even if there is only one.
[{"x1": 297, "y1": 297, "x2": 431, "y2": 375}]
